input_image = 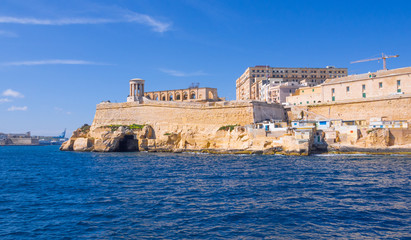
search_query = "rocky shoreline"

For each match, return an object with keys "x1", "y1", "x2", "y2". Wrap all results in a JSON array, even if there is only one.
[{"x1": 60, "y1": 124, "x2": 411, "y2": 156}]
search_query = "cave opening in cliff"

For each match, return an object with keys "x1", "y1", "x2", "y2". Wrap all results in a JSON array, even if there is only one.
[{"x1": 118, "y1": 135, "x2": 139, "y2": 152}]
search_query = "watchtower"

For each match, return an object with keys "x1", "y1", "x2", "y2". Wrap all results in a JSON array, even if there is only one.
[{"x1": 127, "y1": 78, "x2": 145, "y2": 102}]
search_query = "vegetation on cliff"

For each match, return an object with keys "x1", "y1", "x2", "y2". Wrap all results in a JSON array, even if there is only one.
[
  {"x1": 101, "y1": 124, "x2": 145, "y2": 131},
  {"x1": 218, "y1": 124, "x2": 239, "y2": 132},
  {"x1": 79, "y1": 124, "x2": 91, "y2": 134}
]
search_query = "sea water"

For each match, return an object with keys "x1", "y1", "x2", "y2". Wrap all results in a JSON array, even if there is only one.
[{"x1": 0, "y1": 146, "x2": 410, "y2": 239}]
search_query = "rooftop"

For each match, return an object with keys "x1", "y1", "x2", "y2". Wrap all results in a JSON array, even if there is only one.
[{"x1": 323, "y1": 66, "x2": 411, "y2": 85}]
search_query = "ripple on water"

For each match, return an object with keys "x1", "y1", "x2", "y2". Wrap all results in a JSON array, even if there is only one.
[{"x1": 0, "y1": 146, "x2": 410, "y2": 239}]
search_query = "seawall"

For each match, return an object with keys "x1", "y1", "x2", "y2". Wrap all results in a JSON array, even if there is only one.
[{"x1": 92, "y1": 99, "x2": 285, "y2": 129}]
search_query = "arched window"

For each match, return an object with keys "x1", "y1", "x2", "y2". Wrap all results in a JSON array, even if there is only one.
[
  {"x1": 183, "y1": 92, "x2": 188, "y2": 100},
  {"x1": 162, "y1": 95, "x2": 166, "y2": 101},
  {"x1": 154, "y1": 94, "x2": 159, "y2": 100},
  {"x1": 190, "y1": 92, "x2": 196, "y2": 99},
  {"x1": 169, "y1": 94, "x2": 173, "y2": 101},
  {"x1": 176, "y1": 94, "x2": 181, "y2": 100},
  {"x1": 146, "y1": 95, "x2": 151, "y2": 100}
]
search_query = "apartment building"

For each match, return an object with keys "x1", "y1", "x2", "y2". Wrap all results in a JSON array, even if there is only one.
[
  {"x1": 236, "y1": 65, "x2": 347, "y2": 101},
  {"x1": 260, "y1": 81, "x2": 301, "y2": 104}
]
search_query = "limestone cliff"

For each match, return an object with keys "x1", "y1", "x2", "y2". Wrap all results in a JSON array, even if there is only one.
[{"x1": 60, "y1": 123, "x2": 310, "y2": 155}]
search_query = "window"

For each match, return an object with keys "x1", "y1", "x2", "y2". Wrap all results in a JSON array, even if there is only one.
[
  {"x1": 332, "y1": 96, "x2": 335, "y2": 101},
  {"x1": 379, "y1": 82, "x2": 383, "y2": 88},
  {"x1": 397, "y1": 80, "x2": 401, "y2": 92},
  {"x1": 362, "y1": 84, "x2": 366, "y2": 91},
  {"x1": 397, "y1": 80, "x2": 401, "y2": 86},
  {"x1": 252, "y1": 70, "x2": 255, "y2": 72},
  {"x1": 302, "y1": 90, "x2": 305, "y2": 93},
  {"x1": 312, "y1": 89, "x2": 315, "y2": 92},
  {"x1": 307, "y1": 101, "x2": 309, "y2": 104},
  {"x1": 346, "y1": 86, "x2": 350, "y2": 92},
  {"x1": 331, "y1": 88, "x2": 335, "y2": 94},
  {"x1": 362, "y1": 93, "x2": 366, "y2": 98}
]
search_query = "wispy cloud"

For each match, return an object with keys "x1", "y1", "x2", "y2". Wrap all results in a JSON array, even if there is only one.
[
  {"x1": 2, "y1": 89, "x2": 24, "y2": 98},
  {"x1": 0, "y1": 13, "x2": 171, "y2": 33},
  {"x1": 1, "y1": 59, "x2": 107, "y2": 66},
  {"x1": 54, "y1": 107, "x2": 72, "y2": 115},
  {"x1": 160, "y1": 68, "x2": 207, "y2": 77},
  {"x1": 125, "y1": 13, "x2": 171, "y2": 33},
  {"x1": 0, "y1": 98, "x2": 12, "y2": 103},
  {"x1": 0, "y1": 16, "x2": 113, "y2": 25},
  {"x1": 7, "y1": 106, "x2": 27, "y2": 111},
  {"x1": 0, "y1": 30, "x2": 17, "y2": 37}
]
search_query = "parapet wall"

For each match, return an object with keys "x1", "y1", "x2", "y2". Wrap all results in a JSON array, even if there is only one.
[
  {"x1": 92, "y1": 100, "x2": 284, "y2": 129},
  {"x1": 289, "y1": 95, "x2": 411, "y2": 121}
]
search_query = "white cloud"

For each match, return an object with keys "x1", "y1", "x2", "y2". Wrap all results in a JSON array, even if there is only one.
[
  {"x1": 54, "y1": 107, "x2": 72, "y2": 115},
  {"x1": 125, "y1": 13, "x2": 171, "y2": 33},
  {"x1": 0, "y1": 98, "x2": 12, "y2": 103},
  {"x1": 0, "y1": 16, "x2": 113, "y2": 25},
  {"x1": 0, "y1": 30, "x2": 17, "y2": 37},
  {"x1": 0, "y1": 13, "x2": 172, "y2": 33},
  {"x1": 2, "y1": 89, "x2": 24, "y2": 98},
  {"x1": 7, "y1": 106, "x2": 27, "y2": 111},
  {"x1": 160, "y1": 68, "x2": 207, "y2": 77},
  {"x1": 1, "y1": 59, "x2": 107, "y2": 66}
]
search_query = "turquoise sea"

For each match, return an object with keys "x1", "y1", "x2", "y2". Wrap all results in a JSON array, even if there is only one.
[{"x1": 0, "y1": 145, "x2": 410, "y2": 239}]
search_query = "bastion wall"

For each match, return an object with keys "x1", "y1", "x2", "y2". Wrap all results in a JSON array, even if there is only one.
[
  {"x1": 92, "y1": 99, "x2": 284, "y2": 129},
  {"x1": 290, "y1": 95, "x2": 411, "y2": 121}
]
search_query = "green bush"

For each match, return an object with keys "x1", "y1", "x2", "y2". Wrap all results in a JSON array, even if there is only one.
[
  {"x1": 102, "y1": 124, "x2": 145, "y2": 131},
  {"x1": 218, "y1": 124, "x2": 239, "y2": 132},
  {"x1": 79, "y1": 124, "x2": 91, "y2": 133},
  {"x1": 129, "y1": 124, "x2": 145, "y2": 129}
]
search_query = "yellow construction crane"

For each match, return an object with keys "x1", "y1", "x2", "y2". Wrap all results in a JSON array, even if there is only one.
[{"x1": 351, "y1": 53, "x2": 399, "y2": 70}]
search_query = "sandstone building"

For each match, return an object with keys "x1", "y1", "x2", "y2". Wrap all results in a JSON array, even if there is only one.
[
  {"x1": 286, "y1": 66, "x2": 411, "y2": 106},
  {"x1": 122, "y1": 77, "x2": 285, "y2": 126},
  {"x1": 127, "y1": 78, "x2": 219, "y2": 102},
  {"x1": 144, "y1": 87, "x2": 219, "y2": 102},
  {"x1": 260, "y1": 81, "x2": 301, "y2": 104},
  {"x1": 236, "y1": 65, "x2": 347, "y2": 101}
]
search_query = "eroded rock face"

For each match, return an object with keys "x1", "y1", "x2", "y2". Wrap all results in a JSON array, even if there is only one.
[
  {"x1": 61, "y1": 124, "x2": 313, "y2": 155},
  {"x1": 73, "y1": 138, "x2": 93, "y2": 151},
  {"x1": 61, "y1": 125, "x2": 139, "y2": 152}
]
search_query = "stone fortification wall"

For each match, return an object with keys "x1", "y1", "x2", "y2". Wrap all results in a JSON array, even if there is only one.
[
  {"x1": 92, "y1": 99, "x2": 284, "y2": 129},
  {"x1": 8, "y1": 138, "x2": 39, "y2": 145},
  {"x1": 289, "y1": 95, "x2": 411, "y2": 121}
]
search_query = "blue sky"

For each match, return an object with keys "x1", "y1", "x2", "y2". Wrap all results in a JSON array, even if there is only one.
[{"x1": 0, "y1": 0, "x2": 410, "y2": 136}]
